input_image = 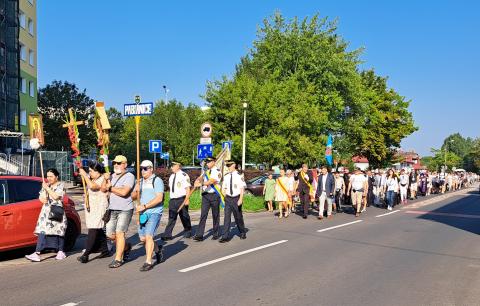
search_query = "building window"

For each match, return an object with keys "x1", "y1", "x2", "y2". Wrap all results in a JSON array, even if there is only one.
[
  {"x1": 20, "y1": 78, "x2": 27, "y2": 93},
  {"x1": 20, "y1": 110, "x2": 27, "y2": 126},
  {"x1": 20, "y1": 44, "x2": 26, "y2": 61},
  {"x1": 29, "y1": 81, "x2": 35, "y2": 97},
  {"x1": 19, "y1": 11, "x2": 26, "y2": 28},
  {"x1": 29, "y1": 50, "x2": 34, "y2": 66},
  {"x1": 28, "y1": 0, "x2": 34, "y2": 5},
  {"x1": 28, "y1": 19, "x2": 34, "y2": 36}
]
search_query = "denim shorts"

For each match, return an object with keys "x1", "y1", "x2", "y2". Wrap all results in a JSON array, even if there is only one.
[
  {"x1": 106, "y1": 209, "x2": 133, "y2": 236},
  {"x1": 138, "y1": 213, "x2": 162, "y2": 237}
]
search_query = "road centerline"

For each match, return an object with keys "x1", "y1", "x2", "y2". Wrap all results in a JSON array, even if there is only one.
[
  {"x1": 316, "y1": 220, "x2": 363, "y2": 233},
  {"x1": 375, "y1": 210, "x2": 400, "y2": 218},
  {"x1": 178, "y1": 240, "x2": 288, "y2": 273}
]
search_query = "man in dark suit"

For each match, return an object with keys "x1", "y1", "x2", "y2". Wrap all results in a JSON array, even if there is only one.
[
  {"x1": 316, "y1": 166, "x2": 336, "y2": 219},
  {"x1": 296, "y1": 164, "x2": 312, "y2": 219}
]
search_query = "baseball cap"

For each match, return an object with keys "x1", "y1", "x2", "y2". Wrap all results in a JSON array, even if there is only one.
[
  {"x1": 140, "y1": 160, "x2": 153, "y2": 168},
  {"x1": 112, "y1": 155, "x2": 127, "y2": 163}
]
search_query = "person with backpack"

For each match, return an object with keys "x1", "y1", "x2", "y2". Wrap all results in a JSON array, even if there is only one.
[{"x1": 132, "y1": 160, "x2": 164, "y2": 272}]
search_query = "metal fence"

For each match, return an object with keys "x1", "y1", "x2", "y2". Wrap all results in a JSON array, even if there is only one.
[{"x1": 32, "y1": 151, "x2": 71, "y2": 182}]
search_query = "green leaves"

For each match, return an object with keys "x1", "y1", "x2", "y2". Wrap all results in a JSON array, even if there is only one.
[
  {"x1": 205, "y1": 12, "x2": 416, "y2": 167},
  {"x1": 38, "y1": 81, "x2": 96, "y2": 152}
]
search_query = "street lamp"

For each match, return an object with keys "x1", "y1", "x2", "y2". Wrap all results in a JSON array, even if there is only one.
[
  {"x1": 242, "y1": 101, "x2": 248, "y2": 171},
  {"x1": 444, "y1": 139, "x2": 454, "y2": 172}
]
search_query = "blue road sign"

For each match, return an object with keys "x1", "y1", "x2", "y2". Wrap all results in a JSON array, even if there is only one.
[
  {"x1": 149, "y1": 140, "x2": 162, "y2": 153},
  {"x1": 222, "y1": 141, "x2": 233, "y2": 151},
  {"x1": 197, "y1": 144, "x2": 213, "y2": 159},
  {"x1": 124, "y1": 102, "x2": 154, "y2": 116},
  {"x1": 160, "y1": 152, "x2": 170, "y2": 160}
]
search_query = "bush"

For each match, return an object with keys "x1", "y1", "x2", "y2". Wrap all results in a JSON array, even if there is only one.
[{"x1": 163, "y1": 191, "x2": 265, "y2": 212}]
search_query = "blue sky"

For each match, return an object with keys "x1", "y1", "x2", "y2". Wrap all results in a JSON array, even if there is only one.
[{"x1": 38, "y1": 0, "x2": 479, "y2": 156}]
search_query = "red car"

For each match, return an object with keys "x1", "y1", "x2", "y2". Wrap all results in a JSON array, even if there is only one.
[{"x1": 0, "y1": 176, "x2": 81, "y2": 252}]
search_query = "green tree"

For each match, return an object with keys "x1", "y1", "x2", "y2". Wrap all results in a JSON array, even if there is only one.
[
  {"x1": 106, "y1": 107, "x2": 125, "y2": 159},
  {"x1": 37, "y1": 81, "x2": 96, "y2": 152},
  {"x1": 204, "y1": 12, "x2": 416, "y2": 167},
  {"x1": 118, "y1": 100, "x2": 206, "y2": 166}
]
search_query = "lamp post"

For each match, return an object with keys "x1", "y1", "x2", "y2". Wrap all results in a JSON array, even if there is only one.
[
  {"x1": 444, "y1": 139, "x2": 454, "y2": 171},
  {"x1": 242, "y1": 101, "x2": 248, "y2": 171},
  {"x1": 163, "y1": 85, "x2": 170, "y2": 168}
]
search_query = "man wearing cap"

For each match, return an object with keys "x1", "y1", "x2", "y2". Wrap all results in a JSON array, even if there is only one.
[
  {"x1": 105, "y1": 155, "x2": 135, "y2": 268},
  {"x1": 193, "y1": 157, "x2": 221, "y2": 241},
  {"x1": 132, "y1": 160, "x2": 164, "y2": 272},
  {"x1": 219, "y1": 161, "x2": 246, "y2": 242},
  {"x1": 162, "y1": 161, "x2": 193, "y2": 240}
]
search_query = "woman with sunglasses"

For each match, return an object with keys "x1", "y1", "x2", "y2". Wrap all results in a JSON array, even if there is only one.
[{"x1": 77, "y1": 161, "x2": 110, "y2": 263}]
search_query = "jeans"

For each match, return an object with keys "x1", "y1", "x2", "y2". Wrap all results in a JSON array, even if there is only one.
[{"x1": 386, "y1": 190, "x2": 395, "y2": 207}]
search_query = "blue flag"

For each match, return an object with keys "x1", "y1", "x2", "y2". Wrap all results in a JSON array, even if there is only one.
[{"x1": 325, "y1": 134, "x2": 333, "y2": 166}]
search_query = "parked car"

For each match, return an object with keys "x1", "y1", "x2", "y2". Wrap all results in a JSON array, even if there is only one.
[
  {"x1": 245, "y1": 174, "x2": 280, "y2": 196},
  {"x1": 0, "y1": 176, "x2": 81, "y2": 252}
]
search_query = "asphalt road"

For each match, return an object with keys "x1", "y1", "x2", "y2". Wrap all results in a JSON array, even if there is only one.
[{"x1": 1, "y1": 187, "x2": 480, "y2": 306}]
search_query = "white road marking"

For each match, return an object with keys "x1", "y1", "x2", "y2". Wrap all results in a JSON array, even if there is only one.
[
  {"x1": 179, "y1": 240, "x2": 288, "y2": 272},
  {"x1": 375, "y1": 210, "x2": 400, "y2": 218},
  {"x1": 59, "y1": 303, "x2": 82, "y2": 306},
  {"x1": 316, "y1": 220, "x2": 363, "y2": 233}
]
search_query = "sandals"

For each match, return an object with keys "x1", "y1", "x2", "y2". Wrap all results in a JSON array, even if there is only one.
[
  {"x1": 140, "y1": 262, "x2": 154, "y2": 272},
  {"x1": 108, "y1": 259, "x2": 124, "y2": 268}
]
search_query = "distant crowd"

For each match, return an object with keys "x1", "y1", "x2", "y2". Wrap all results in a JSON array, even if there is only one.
[{"x1": 262, "y1": 165, "x2": 479, "y2": 218}]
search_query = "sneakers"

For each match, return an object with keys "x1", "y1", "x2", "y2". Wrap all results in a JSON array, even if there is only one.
[
  {"x1": 25, "y1": 252, "x2": 41, "y2": 262},
  {"x1": 361, "y1": 207, "x2": 366, "y2": 213},
  {"x1": 55, "y1": 251, "x2": 67, "y2": 260},
  {"x1": 387, "y1": 206, "x2": 393, "y2": 211}
]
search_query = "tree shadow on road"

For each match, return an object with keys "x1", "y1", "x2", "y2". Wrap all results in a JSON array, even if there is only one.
[{"x1": 416, "y1": 195, "x2": 480, "y2": 235}]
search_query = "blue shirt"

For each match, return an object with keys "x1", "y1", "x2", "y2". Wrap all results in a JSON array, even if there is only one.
[{"x1": 140, "y1": 175, "x2": 164, "y2": 214}]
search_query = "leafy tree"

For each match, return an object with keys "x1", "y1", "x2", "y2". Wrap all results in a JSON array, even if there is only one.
[
  {"x1": 106, "y1": 107, "x2": 125, "y2": 159},
  {"x1": 425, "y1": 148, "x2": 462, "y2": 172},
  {"x1": 358, "y1": 70, "x2": 417, "y2": 168},
  {"x1": 37, "y1": 81, "x2": 96, "y2": 152},
  {"x1": 117, "y1": 100, "x2": 206, "y2": 166},
  {"x1": 204, "y1": 12, "x2": 416, "y2": 167}
]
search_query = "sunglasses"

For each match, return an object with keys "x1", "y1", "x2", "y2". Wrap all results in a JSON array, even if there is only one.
[
  {"x1": 141, "y1": 167, "x2": 152, "y2": 171},
  {"x1": 112, "y1": 162, "x2": 124, "y2": 165}
]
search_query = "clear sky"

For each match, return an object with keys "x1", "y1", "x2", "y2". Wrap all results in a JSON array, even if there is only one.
[{"x1": 38, "y1": 0, "x2": 479, "y2": 156}]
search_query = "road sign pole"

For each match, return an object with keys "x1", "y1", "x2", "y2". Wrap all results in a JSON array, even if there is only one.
[
  {"x1": 134, "y1": 95, "x2": 141, "y2": 225},
  {"x1": 153, "y1": 152, "x2": 156, "y2": 170}
]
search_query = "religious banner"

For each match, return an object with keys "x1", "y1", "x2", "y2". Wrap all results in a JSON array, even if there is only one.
[
  {"x1": 94, "y1": 101, "x2": 111, "y2": 172},
  {"x1": 28, "y1": 114, "x2": 45, "y2": 146}
]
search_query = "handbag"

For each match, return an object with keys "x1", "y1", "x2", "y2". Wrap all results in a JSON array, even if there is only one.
[
  {"x1": 46, "y1": 191, "x2": 64, "y2": 222},
  {"x1": 49, "y1": 204, "x2": 64, "y2": 222},
  {"x1": 103, "y1": 172, "x2": 128, "y2": 223},
  {"x1": 139, "y1": 212, "x2": 149, "y2": 226}
]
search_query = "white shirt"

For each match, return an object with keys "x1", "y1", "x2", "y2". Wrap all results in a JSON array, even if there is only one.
[
  {"x1": 203, "y1": 166, "x2": 220, "y2": 193},
  {"x1": 399, "y1": 174, "x2": 409, "y2": 186},
  {"x1": 386, "y1": 177, "x2": 399, "y2": 191},
  {"x1": 169, "y1": 170, "x2": 191, "y2": 199},
  {"x1": 287, "y1": 176, "x2": 295, "y2": 192},
  {"x1": 335, "y1": 177, "x2": 344, "y2": 191},
  {"x1": 222, "y1": 171, "x2": 245, "y2": 197},
  {"x1": 350, "y1": 174, "x2": 367, "y2": 191}
]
